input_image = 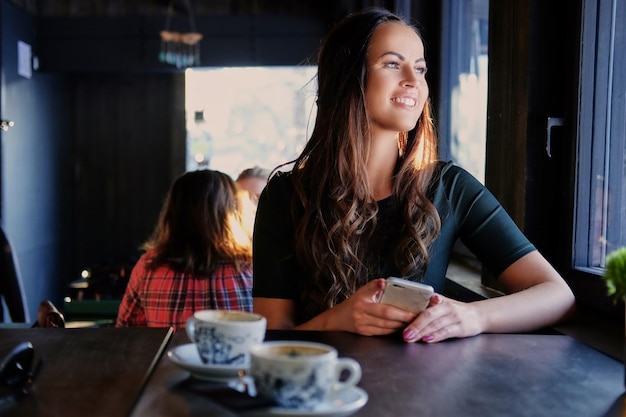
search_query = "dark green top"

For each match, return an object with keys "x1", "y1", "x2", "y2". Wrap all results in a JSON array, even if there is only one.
[{"x1": 253, "y1": 161, "x2": 535, "y2": 321}]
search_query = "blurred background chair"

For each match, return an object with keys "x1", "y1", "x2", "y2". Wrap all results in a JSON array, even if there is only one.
[{"x1": 32, "y1": 300, "x2": 65, "y2": 328}]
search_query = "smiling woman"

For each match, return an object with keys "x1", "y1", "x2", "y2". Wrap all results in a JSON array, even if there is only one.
[{"x1": 252, "y1": 7, "x2": 575, "y2": 343}]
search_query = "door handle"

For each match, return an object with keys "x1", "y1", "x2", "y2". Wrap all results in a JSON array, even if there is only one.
[{"x1": 546, "y1": 117, "x2": 565, "y2": 158}]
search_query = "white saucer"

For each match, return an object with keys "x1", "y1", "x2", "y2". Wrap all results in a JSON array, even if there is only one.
[
  {"x1": 167, "y1": 343, "x2": 248, "y2": 381},
  {"x1": 243, "y1": 386, "x2": 368, "y2": 417}
]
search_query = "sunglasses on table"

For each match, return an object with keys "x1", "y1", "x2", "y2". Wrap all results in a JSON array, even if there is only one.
[{"x1": 0, "y1": 341, "x2": 43, "y2": 408}]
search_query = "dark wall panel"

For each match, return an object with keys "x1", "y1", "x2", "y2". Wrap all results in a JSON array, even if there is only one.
[
  {"x1": 35, "y1": 15, "x2": 326, "y2": 72},
  {"x1": 1, "y1": 0, "x2": 73, "y2": 321},
  {"x1": 71, "y1": 72, "x2": 186, "y2": 274}
]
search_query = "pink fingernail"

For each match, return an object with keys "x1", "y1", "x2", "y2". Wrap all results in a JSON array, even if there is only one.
[
  {"x1": 422, "y1": 335, "x2": 434, "y2": 342},
  {"x1": 403, "y1": 328, "x2": 416, "y2": 341}
]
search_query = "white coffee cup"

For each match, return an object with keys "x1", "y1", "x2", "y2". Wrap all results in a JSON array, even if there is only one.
[
  {"x1": 186, "y1": 310, "x2": 266, "y2": 366},
  {"x1": 250, "y1": 341, "x2": 362, "y2": 410}
]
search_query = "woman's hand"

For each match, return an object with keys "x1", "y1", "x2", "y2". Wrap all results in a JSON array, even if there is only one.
[
  {"x1": 300, "y1": 278, "x2": 417, "y2": 335},
  {"x1": 402, "y1": 252, "x2": 576, "y2": 343},
  {"x1": 401, "y1": 294, "x2": 484, "y2": 343}
]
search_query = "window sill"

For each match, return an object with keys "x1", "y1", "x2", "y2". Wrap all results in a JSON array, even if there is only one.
[{"x1": 445, "y1": 259, "x2": 624, "y2": 362}]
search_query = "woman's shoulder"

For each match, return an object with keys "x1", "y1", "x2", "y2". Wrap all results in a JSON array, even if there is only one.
[
  {"x1": 264, "y1": 170, "x2": 294, "y2": 198},
  {"x1": 436, "y1": 160, "x2": 485, "y2": 191},
  {"x1": 428, "y1": 160, "x2": 491, "y2": 215},
  {"x1": 438, "y1": 160, "x2": 472, "y2": 178},
  {"x1": 213, "y1": 260, "x2": 253, "y2": 278},
  {"x1": 256, "y1": 170, "x2": 295, "y2": 224},
  {"x1": 267, "y1": 170, "x2": 292, "y2": 185},
  {"x1": 134, "y1": 249, "x2": 183, "y2": 275}
]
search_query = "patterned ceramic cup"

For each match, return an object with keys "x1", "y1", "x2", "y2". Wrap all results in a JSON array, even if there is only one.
[
  {"x1": 250, "y1": 341, "x2": 362, "y2": 410},
  {"x1": 186, "y1": 310, "x2": 266, "y2": 366}
]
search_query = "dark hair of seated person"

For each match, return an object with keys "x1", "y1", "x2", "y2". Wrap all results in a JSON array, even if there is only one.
[{"x1": 146, "y1": 169, "x2": 253, "y2": 274}]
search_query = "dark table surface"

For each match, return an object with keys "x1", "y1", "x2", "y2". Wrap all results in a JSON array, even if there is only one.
[
  {"x1": 133, "y1": 329, "x2": 625, "y2": 417},
  {"x1": 0, "y1": 327, "x2": 173, "y2": 417}
]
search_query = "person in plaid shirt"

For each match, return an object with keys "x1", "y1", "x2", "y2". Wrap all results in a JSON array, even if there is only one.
[{"x1": 116, "y1": 169, "x2": 254, "y2": 330}]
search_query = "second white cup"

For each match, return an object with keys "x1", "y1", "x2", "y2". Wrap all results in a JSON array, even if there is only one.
[{"x1": 250, "y1": 341, "x2": 362, "y2": 410}]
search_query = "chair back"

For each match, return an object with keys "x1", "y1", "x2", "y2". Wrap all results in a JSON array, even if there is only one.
[{"x1": 32, "y1": 300, "x2": 65, "y2": 328}]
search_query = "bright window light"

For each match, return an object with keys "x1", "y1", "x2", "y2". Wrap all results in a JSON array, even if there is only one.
[{"x1": 185, "y1": 66, "x2": 318, "y2": 179}]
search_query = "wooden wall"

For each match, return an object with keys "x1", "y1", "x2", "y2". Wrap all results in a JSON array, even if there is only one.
[{"x1": 71, "y1": 72, "x2": 186, "y2": 273}]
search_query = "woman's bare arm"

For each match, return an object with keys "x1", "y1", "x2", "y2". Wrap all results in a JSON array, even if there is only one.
[
  {"x1": 253, "y1": 297, "x2": 297, "y2": 330},
  {"x1": 402, "y1": 251, "x2": 576, "y2": 343}
]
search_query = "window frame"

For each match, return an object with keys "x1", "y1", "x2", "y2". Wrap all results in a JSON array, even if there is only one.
[
  {"x1": 575, "y1": 0, "x2": 625, "y2": 272},
  {"x1": 568, "y1": 0, "x2": 625, "y2": 319}
]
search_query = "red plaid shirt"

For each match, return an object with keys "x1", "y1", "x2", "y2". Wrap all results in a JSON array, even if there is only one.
[{"x1": 116, "y1": 250, "x2": 253, "y2": 330}]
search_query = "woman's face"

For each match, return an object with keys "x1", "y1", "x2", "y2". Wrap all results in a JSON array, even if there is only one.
[{"x1": 364, "y1": 22, "x2": 429, "y2": 137}]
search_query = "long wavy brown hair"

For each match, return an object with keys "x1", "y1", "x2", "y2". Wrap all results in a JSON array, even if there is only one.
[
  {"x1": 289, "y1": 8, "x2": 441, "y2": 319},
  {"x1": 143, "y1": 169, "x2": 253, "y2": 275}
]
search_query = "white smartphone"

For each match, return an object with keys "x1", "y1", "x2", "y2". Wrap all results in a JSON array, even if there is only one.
[{"x1": 379, "y1": 277, "x2": 434, "y2": 314}]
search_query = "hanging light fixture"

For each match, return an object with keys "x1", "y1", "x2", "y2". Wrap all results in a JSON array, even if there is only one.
[{"x1": 159, "y1": 0, "x2": 203, "y2": 68}]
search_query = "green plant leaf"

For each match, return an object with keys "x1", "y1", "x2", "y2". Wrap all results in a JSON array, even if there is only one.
[{"x1": 602, "y1": 247, "x2": 626, "y2": 302}]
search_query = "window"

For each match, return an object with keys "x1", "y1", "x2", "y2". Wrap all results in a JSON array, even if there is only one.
[
  {"x1": 439, "y1": 0, "x2": 489, "y2": 273},
  {"x1": 440, "y1": 0, "x2": 489, "y2": 183},
  {"x1": 185, "y1": 66, "x2": 318, "y2": 179},
  {"x1": 575, "y1": 0, "x2": 625, "y2": 272}
]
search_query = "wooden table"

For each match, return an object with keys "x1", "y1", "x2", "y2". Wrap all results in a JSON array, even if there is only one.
[
  {"x1": 133, "y1": 329, "x2": 625, "y2": 417},
  {"x1": 0, "y1": 327, "x2": 173, "y2": 417},
  {"x1": 2, "y1": 327, "x2": 621, "y2": 416}
]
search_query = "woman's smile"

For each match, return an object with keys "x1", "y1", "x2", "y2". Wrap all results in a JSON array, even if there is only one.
[{"x1": 391, "y1": 95, "x2": 417, "y2": 107}]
